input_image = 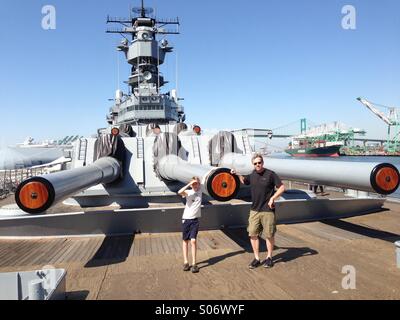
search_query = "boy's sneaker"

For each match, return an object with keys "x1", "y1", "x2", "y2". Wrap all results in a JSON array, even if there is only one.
[
  {"x1": 183, "y1": 263, "x2": 190, "y2": 271},
  {"x1": 248, "y1": 258, "x2": 261, "y2": 269},
  {"x1": 191, "y1": 264, "x2": 199, "y2": 273},
  {"x1": 263, "y1": 257, "x2": 274, "y2": 268}
]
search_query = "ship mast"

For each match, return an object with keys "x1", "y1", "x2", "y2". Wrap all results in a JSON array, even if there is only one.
[{"x1": 105, "y1": 1, "x2": 184, "y2": 126}]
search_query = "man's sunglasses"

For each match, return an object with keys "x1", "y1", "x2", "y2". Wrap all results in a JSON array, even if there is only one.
[{"x1": 253, "y1": 162, "x2": 262, "y2": 165}]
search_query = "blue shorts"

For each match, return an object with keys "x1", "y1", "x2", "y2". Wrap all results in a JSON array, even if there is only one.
[{"x1": 182, "y1": 218, "x2": 200, "y2": 240}]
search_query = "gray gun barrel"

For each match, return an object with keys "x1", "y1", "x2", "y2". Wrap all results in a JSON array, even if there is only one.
[
  {"x1": 219, "y1": 153, "x2": 400, "y2": 195},
  {"x1": 15, "y1": 157, "x2": 121, "y2": 214},
  {"x1": 158, "y1": 155, "x2": 240, "y2": 201}
]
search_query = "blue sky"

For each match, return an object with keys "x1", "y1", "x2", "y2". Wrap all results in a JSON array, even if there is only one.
[{"x1": 0, "y1": 0, "x2": 399, "y2": 147}]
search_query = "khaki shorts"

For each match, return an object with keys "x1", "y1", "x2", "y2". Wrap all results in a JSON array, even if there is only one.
[{"x1": 247, "y1": 210, "x2": 277, "y2": 239}]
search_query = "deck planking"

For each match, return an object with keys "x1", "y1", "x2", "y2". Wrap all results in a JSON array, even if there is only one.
[{"x1": 0, "y1": 207, "x2": 399, "y2": 299}]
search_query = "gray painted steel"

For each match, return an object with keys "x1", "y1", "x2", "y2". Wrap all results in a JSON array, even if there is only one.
[
  {"x1": 106, "y1": 11, "x2": 185, "y2": 125},
  {"x1": 29, "y1": 280, "x2": 45, "y2": 300},
  {"x1": 0, "y1": 269, "x2": 66, "y2": 300},
  {"x1": 16, "y1": 157, "x2": 121, "y2": 213},
  {"x1": 42, "y1": 157, "x2": 121, "y2": 199},
  {"x1": 0, "y1": 197, "x2": 385, "y2": 238},
  {"x1": 220, "y1": 153, "x2": 397, "y2": 194},
  {"x1": 158, "y1": 154, "x2": 233, "y2": 199},
  {"x1": 158, "y1": 155, "x2": 215, "y2": 183}
]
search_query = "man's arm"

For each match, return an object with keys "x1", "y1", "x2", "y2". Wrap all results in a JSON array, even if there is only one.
[{"x1": 268, "y1": 184, "x2": 285, "y2": 209}]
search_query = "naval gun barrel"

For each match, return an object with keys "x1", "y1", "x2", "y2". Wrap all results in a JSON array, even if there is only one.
[
  {"x1": 158, "y1": 155, "x2": 240, "y2": 201},
  {"x1": 219, "y1": 153, "x2": 400, "y2": 195},
  {"x1": 15, "y1": 157, "x2": 121, "y2": 214}
]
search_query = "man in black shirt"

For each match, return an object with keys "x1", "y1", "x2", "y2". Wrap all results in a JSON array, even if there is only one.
[{"x1": 232, "y1": 153, "x2": 285, "y2": 269}]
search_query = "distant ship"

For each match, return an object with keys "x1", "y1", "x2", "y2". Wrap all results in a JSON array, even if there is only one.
[
  {"x1": 285, "y1": 144, "x2": 341, "y2": 157},
  {"x1": 285, "y1": 121, "x2": 364, "y2": 157},
  {"x1": 285, "y1": 137, "x2": 341, "y2": 157}
]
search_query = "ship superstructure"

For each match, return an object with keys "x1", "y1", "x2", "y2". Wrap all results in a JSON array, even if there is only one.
[{"x1": 106, "y1": 2, "x2": 185, "y2": 126}]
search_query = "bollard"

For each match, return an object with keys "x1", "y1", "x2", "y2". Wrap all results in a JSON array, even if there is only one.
[
  {"x1": 29, "y1": 279, "x2": 45, "y2": 300},
  {"x1": 396, "y1": 241, "x2": 400, "y2": 269}
]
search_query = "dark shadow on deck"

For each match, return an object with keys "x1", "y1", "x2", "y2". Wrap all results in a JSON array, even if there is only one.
[
  {"x1": 221, "y1": 228, "x2": 264, "y2": 252},
  {"x1": 222, "y1": 228, "x2": 318, "y2": 263},
  {"x1": 322, "y1": 219, "x2": 400, "y2": 243},
  {"x1": 273, "y1": 246, "x2": 318, "y2": 264},
  {"x1": 84, "y1": 234, "x2": 134, "y2": 268},
  {"x1": 197, "y1": 250, "x2": 245, "y2": 270},
  {"x1": 221, "y1": 227, "x2": 318, "y2": 263},
  {"x1": 66, "y1": 290, "x2": 90, "y2": 300}
]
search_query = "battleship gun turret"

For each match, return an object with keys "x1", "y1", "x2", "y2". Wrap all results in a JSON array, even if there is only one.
[
  {"x1": 15, "y1": 157, "x2": 121, "y2": 214},
  {"x1": 219, "y1": 153, "x2": 400, "y2": 195},
  {"x1": 157, "y1": 155, "x2": 240, "y2": 201}
]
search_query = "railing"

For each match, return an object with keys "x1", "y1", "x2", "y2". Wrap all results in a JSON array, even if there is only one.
[{"x1": 0, "y1": 168, "x2": 46, "y2": 199}]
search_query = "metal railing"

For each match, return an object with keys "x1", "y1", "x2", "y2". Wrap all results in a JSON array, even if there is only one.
[{"x1": 0, "y1": 168, "x2": 46, "y2": 199}]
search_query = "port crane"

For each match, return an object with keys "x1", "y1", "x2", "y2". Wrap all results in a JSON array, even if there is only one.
[{"x1": 357, "y1": 97, "x2": 400, "y2": 153}]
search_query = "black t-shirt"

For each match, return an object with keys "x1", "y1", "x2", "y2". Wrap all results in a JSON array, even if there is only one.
[{"x1": 243, "y1": 169, "x2": 283, "y2": 212}]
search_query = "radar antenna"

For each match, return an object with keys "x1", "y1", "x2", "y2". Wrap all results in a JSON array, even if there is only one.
[{"x1": 132, "y1": 0, "x2": 154, "y2": 18}]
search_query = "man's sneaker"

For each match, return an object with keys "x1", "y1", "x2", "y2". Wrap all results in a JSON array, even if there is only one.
[
  {"x1": 183, "y1": 263, "x2": 190, "y2": 271},
  {"x1": 191, "y1": 264, "x2": 199, "y2": 273},
  {"x1": 263, "y1": 257, "x2": 274, "y2": 268},
  {"x1": 248, "y1": 258, "x2": 261, "y2": 269}
]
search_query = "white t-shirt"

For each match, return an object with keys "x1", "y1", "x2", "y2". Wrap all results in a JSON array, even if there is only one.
[{"x1": 182, "y1": 189, "x2": 202, "y2": 219}]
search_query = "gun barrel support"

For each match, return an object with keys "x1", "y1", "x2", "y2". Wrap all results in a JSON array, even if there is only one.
[
  {"x1": 219, "y1": 153, "x2": 400, "y2": 195},
  {"x1": 15, "y1": 157, "x2": 121, "y2": 214},
  {"x1": 158, "y1": 155, "x2": 240, "y2": 201}
]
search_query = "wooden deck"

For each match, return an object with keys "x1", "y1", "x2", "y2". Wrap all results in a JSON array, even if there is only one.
[{"x1": 0, "y1": 200, "x2": 400, "y2": 300}]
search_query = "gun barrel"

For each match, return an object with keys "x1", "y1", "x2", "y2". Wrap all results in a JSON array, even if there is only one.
[
  {"x1": 158, "y1": 155, "x2": 240, "y2": 201},
  {"x1": 15, "y1": 157, "x2": 121, "y2": 214},
  {"x1": 220, "y1": 153, "x2": 400, "y2": 195}
]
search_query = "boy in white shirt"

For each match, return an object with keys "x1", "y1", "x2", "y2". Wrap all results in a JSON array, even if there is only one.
[{"x1": 178, "y1": 177, "x2": 202, "y2": 273}]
